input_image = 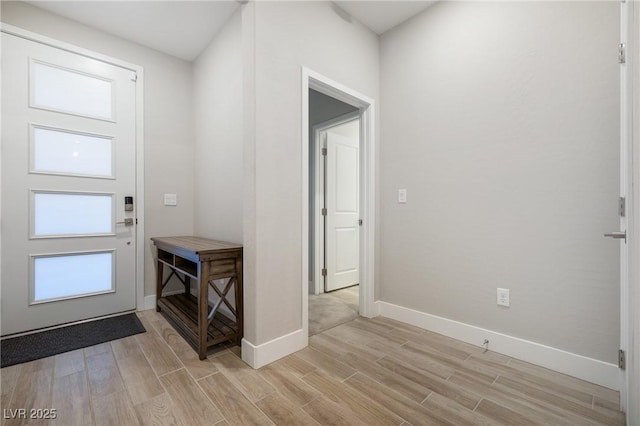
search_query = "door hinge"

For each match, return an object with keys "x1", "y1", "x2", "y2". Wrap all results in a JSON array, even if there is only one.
[
  {"x1": 322, "y1": 208, "x2": 327, "y2": 216},
  {"x1": 619, "y1": 349, "x2": 626, "y2": 369},
  {"x1": 619, "y1": 197, "x2": 626, "y2": 217},
  {"x1": 322, "y1": 148, "x2": 327, "y2": 156},
  {"x1": 130, "y1": 72, "x2": 138, "y2": 82},
  {"x1": 321, "y1": 268, "x2": 327, "y2": 277},
  {"x1": 358, "y1": 219, "x2": 363, "y2": 226},
  {"x1": 619, "y1": 43, "x2": 626, "y2": 64}
]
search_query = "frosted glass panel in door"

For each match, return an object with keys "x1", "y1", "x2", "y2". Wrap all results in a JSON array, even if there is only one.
[
  {"x1": 33, "y1": 192, "x2": 113, "y2": 237},
  {"x1": 32, "y1": 126, "x2": 113, "y2": 177},
  {"x1": 32, "y1": 251, "x2": 114, "y2": 303},
  {"x1": 31, "y1": 61, "x2": 113, "y2": 120}
]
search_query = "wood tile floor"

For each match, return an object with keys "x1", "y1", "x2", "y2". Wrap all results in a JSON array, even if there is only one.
[
  {"x1": 1, "y1": 311, "x2": 625, "y2": 425},
  {"x1": 309, "y1": 285, "x2": 359, "y2": 336}
]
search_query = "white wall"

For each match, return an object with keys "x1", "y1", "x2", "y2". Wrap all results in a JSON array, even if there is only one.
[
  {"x1": 193, "y1": 9, "x2": 243, "y2": 243},
  {"x1": 245, "y1": 1, "x2": 379, "y2": 346},
  {"x1": 1, "y1": 1, "x2": 196, "y2": 298},
  {"x1": 380, "y1": 1, "x2": 620, "y2": 363}
]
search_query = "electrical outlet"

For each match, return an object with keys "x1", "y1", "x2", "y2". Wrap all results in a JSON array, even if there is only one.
[{"x1": 497, "y1": 288, "x2": 510, "y2": 307}]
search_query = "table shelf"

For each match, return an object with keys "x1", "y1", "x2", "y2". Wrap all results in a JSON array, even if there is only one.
[{"x1": 158, "y1": 294, "x2": 239, "y2": 348}]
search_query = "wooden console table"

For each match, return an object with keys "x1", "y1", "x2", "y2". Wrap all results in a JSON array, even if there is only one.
[{"x1": 151, "y1": 236, "x2": 243, "y2": 360}]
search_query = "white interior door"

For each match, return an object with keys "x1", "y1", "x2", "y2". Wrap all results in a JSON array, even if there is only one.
[
  {"x1": 1, "y1": 33, "x2": 138, "y2": 336},
  {"x1": 324, "y1": 124, "x2": 359, "y2": 292}
]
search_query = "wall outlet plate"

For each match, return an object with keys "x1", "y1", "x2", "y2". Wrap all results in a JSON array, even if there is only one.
[
  {"x1": 497, "y1": 288, "x2": 510, "y2": 307},
  {"x1": 164, "y1": 193, "x2": 177, "y2": 206}
]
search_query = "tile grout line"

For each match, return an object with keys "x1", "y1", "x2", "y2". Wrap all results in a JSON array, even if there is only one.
[
  {"x1": 105, "y1": 344, "x2": 128, "y2": 400},
  {"x1": 3, "y1": 364, "x2": 22, "y2": 421},
  {"x1": 133, "y1": 332, "x2": 168, "y2": 380},
  {"x1": 194, "y1": 370, "x2": 220, "y2": 382},
  {"x1": 246, "y1": 393, "x2": 277, "y2": 426},
  {"x1": 472, "y1": 397, "x2": 483, "y2": 412},
  {"x1": 132, "y1": 319, "x2": 169, "y2": 381},
  {"x1": 85, "y1": 365, "x2": 97, "y2": 426},
  {"x1": 205, "y1": 352, "x2": 282, "y2": 424},
  {"x1": 136, "y1": 312, "x2": 187, "y2": 380},
  {"x1": 47, "y1": 358, "x2": 55, "y2": 425},
  {"x1": 131, "y1": 311, "x2": 197, "y2": 425},
  {"x1": 203, "y1": 363, "x2": 280, "y2": 426},
  {"x1": 340, "y1": 371, "x2": 359, "y2": 383},
  {"x1": 298, "y1": 395, "x2": 325, "y2": 426},
  {"x1": 82, "y1": 345, "x2": 98, "y2": 426},
  {"x1": 479, "y1": 374, "x2": 617, "y2": 425},
  {"x1": 193, "y1": 371, "x2": 232, "y2": 426},
  {"x1": 420, "y1": 391, "x2": 433, "y2": 404},
  {"x1": 152, "y1": 308, "x2": 235, "y2": 381}
]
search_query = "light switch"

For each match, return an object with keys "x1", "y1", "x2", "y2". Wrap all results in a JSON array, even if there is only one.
[
  {"x1": 164, "y1": 193, "x2": 177, "y2": 206},
  {"x1": 398, "y1": 189, "x2": 407, "y2": 204}
]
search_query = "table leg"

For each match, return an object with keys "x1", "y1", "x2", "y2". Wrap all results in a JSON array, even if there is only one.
[
  {"x1": 198, "y1": 261, "x2": 210, "y2": 360},
  {"x1": 156, "y1": 261, "x2": 163, "y2": 312}
]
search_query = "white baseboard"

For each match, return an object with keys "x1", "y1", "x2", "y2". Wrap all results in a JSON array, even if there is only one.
[
  {"x1": 142, "y1": 295, "x2": 156, "y2": 311},
  {"x1": 143, "y1": 294, "x2": 307, "y2": 369},
  {"x1": 141, "y1": 290, "x2": 187, "y2": 311},
  {"x1": 376, "y1": 301, "x2": 621, "y2": 391},
  {"x1": 242, "y1": 329, "x2": 307, "y2": 369}
]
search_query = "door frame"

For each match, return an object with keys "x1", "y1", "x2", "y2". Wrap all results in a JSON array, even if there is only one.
[
  {"x1": 312, "y1": 112, "x2": 361, "y2": 295},
  {"x1": 0, "y1": 23, "x2": 146, "y2": 313},
  {"x1": 301, "y1": 67, "x2": 376, "y2": 339},
  {"x1": 622, "y1": 0, "x2": 639, "y2": 421}
]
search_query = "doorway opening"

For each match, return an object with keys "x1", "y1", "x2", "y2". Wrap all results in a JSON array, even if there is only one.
[
  {"x1": 309, "y1": 96, "x2": 360, "y2": 335},
  {"x1": 301, "y1": 68, "x2": 376, "y2": 340}
]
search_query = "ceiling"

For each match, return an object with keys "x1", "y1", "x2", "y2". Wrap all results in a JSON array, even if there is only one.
[
  {"x1": 334, "y1": 1, "x2": 435, "y2": 35},
  {"x1": 27, "y1": 1, "x2": 240, "y2": 61},
  {"x1": 25, "y1": 1, "x2": 435, "y2": 62}
]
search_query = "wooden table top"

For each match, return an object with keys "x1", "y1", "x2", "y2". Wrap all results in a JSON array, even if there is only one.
[{"x1": 151, "y1": 236, "x2": 242, "y2": 255}]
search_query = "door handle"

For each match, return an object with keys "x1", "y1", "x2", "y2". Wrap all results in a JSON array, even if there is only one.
[
  {"x1": 116, "y1": 218, "x2": 134, "y2": 226},
  {"x1": 604, "y1": 231, "x2": 626, "y2": 242}
]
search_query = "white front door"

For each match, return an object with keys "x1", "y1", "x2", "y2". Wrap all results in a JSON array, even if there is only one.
[
  {"x1": 324, "y1": 122, "x2": 360, "y2": 292},
  {"x1": 1, "y1": 33, "x2": 138, "y2": 336}
]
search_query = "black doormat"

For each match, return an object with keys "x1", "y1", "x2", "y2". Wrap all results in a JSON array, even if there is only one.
[{"x1": 1, "y1": 313, "x2": 146, "y2": 368}]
